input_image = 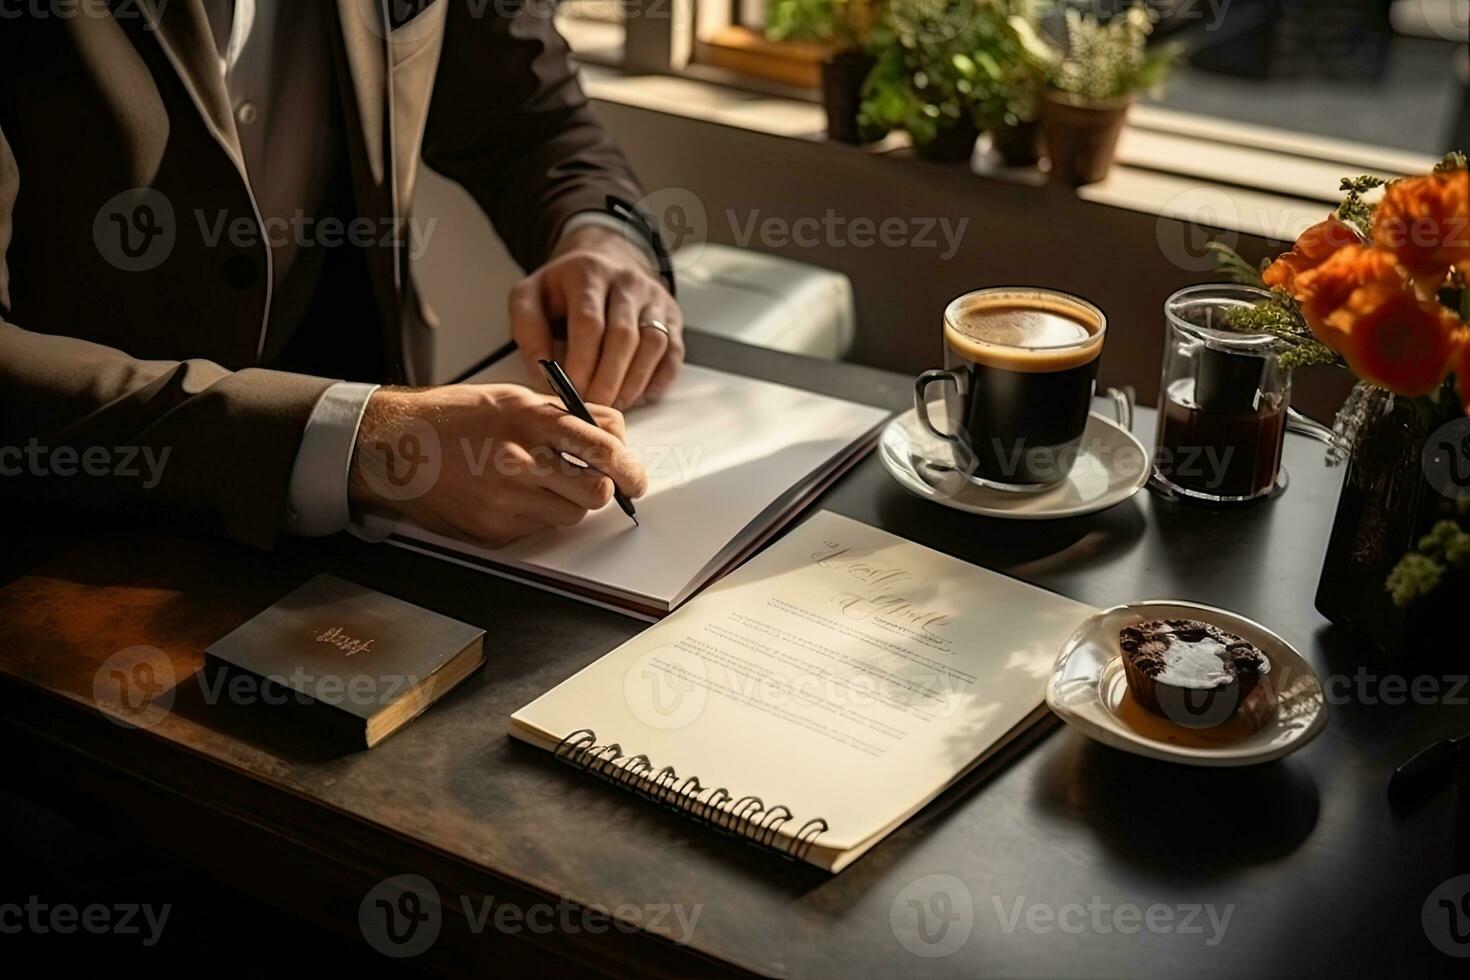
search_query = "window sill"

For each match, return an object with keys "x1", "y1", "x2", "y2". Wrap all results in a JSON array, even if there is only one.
[
  {"x1": 556, "y1": 15, "x2": 624, "y2": 69},
  {"x1": 693, "y1": 27, "x2": 832, "y2": 90},
  {"x1": 582, "y1": 68, "x2": 826, "y2": 137},
  {"x1": 576, "y1": 66, "x2": 1441, "y2": 243}
]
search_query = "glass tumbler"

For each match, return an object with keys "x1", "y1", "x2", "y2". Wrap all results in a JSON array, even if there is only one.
[{"x1": 1152, "y1": 284, "x2": 1289, "y2": 504}]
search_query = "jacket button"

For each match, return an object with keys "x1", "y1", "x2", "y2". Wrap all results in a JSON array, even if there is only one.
[{"x1": 222, "y1": 255, "x2": 258, "y2": 289}]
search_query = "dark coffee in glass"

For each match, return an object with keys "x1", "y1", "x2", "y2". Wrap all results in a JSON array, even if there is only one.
[
  {"x1": 1151, "y1": 285, "x2": 1289, "y2": 504},
  {"x1": 915, "y1": 288, "x2": 1106, "y2": 490}
]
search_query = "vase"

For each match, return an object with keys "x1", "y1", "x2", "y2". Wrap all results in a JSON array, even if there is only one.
[
  {"x1": 990, "y1": 119, "x2": 1041, "y2": 168},
  {"x1": 915, "y1": 119, "x2": 980, "y2": 164},
  {"x1": 1315, "y1": 385, "x2": 1466, "y2": 656},
  {"x1": 1039, "y1": 93, "x2": 1130, "y2": 186},
  {"x1": 820, "y1": 49, "x2": 875, "y2": 145}
]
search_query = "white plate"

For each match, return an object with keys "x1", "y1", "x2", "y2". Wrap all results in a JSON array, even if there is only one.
[
  {"x1": 1046, "y1": 600, "x2": 1328, "y2": 767},
  {"x1": 879, "y1": 402, "x2": 1150, "y2": 519}
]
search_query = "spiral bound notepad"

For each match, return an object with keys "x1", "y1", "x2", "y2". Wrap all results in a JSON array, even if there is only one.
[
  {"x1": 510, "y1": 511, "x2": 1096, "y2": 872},
  {"x1": 551, "y1": 728, "x2": 832, "y2": 863}
]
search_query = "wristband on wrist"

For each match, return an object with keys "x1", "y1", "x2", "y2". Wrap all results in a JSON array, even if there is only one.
[{"x1": 606, "y1": 195, "x2": 677, "y2": 299}]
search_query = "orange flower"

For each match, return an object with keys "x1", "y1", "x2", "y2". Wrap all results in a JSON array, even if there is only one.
[
  {"x1": 1262, "y1": 214, "x2": 1362, "y2": 292},
  {"x1": 1371, "y1": 170, "x2": 1470, "y2": 292},
  {"x1": 1289, "y1": 245, "x2": 1460, "y2": 396},
  {"x1": 1288, "y1": 245, "x2": 1408, "y2": 352},
  {"x1": 1321, "y1": 283, "x2": 1460, "y2": 397}
]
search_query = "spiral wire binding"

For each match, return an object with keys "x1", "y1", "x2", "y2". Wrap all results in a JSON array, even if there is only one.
[{"x1": 554, "y1": 729, "x2": 829, "y2": 862}]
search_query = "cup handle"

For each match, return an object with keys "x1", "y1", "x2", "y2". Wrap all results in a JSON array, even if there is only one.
[
  {"x1": 914, "y1": 369, "x2": 960, "y2": 443},
  {"x1": 1286, "y1": 407, "x2": 1340, "y2": 448},
  {"x1": 1105, "y1": 385, "x2": 1135, "y2": 431}
]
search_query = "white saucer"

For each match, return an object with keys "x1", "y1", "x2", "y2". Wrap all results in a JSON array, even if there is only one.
[
  {"x1": 879, "y1": 403, "x2": 1150, "y2": 519},
  {"x1": 1045, "y1": 600, "x2": 1328, "y2": 767}
]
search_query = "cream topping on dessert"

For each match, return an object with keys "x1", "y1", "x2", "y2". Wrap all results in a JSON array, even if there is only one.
[{"x1": 1151, "y1": 636, "x2": 1235, "y2": 690}]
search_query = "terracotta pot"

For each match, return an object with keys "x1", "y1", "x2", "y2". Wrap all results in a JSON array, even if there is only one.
[
  {"x1": 989, "y1": 119, "x2": 1041, "y2": 168},
  {"x1": 1039, "y1": 93, "x2": 1130, "y2": 186},
  {"x1": 820, "y1": 49, "x2": 875, "y2": 145},
  {"x1": 914, "y1": 118, "x2": 979, "y2": 164}
]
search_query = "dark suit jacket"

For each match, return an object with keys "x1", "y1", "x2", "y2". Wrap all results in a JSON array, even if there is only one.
[{"x1": 0, "y1": 0, "x2": 642, "y2": 547}]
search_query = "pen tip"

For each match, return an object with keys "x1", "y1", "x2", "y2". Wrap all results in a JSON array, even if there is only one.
[{"x1": 632, "y1": 516, "x2": 640, "y2": 527}]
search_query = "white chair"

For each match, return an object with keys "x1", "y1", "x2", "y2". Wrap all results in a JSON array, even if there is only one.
[
  {"x1": 411, "y1": 169, "x2": 857, "y2": 380},
  {"x1": 674, "y1": 243, "x2": 855, "y2": 360}
]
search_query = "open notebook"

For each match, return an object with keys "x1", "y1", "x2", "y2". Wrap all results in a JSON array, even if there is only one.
[
  {"x1": 510, "y1": 511, "x2": 1096, "y2": 872},
  {"x1": 390, "y1": 353, "x2": 890, "y2": 618}
]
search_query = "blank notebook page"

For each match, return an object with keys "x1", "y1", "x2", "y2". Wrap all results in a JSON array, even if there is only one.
[{"x1": 394, "y1": 355, "x2": 890, "y2": 609}]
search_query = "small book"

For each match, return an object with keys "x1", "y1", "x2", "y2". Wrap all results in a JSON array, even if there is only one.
[
  {"x1": 205, "y1": 574, "x2": 485, "y2": 748},
  {"x1": 509, "y1": 511, "x2": 1096, "y2": 871}
]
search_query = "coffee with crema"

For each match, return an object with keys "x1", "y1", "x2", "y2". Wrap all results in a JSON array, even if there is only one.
[
  {"x1": 916, "y1": 289, "x2": 1106, "y2": 488},
  {"x1": 948, "y1": 304, "x2": 1096, "y2": 358}
]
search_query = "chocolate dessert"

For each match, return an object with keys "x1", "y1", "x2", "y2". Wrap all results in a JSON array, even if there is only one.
[{"x1": 1120, "y1": 619, "x2": 1271, "y2": 729}]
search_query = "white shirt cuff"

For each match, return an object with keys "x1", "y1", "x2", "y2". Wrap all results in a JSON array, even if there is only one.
[
  {"x1": 285, "y1": 381, "x2": 378, "y2": 537},
  {"x1": 349, "y1": 509, "x2": 401, "y2": 544},
  {"x1": 561, "y1": 210, "x2": 658, "y2": 270}
]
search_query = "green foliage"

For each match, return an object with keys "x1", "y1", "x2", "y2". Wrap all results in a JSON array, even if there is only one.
[
  {"x1": 1207, "y1": 243, "x2": 1343, "y2": 370},
  {"x1": 1336, "y1": 174, "x2": 1387, "y2": 239},
  {"x1": 765, "y1": 0, "x2": 874, "y2": 46},
  {"x1": 858, "y1": 0, "x2": 1047, "y2": 144},
  {"x1": 1336, "y1": 152, "x2": 1464, "y2": 236},
  {"x1": 1387, "y1": 519, "x2": 1470, "y2": 607},
  {"x1": 1048, "y1": 4, "x2": 1181, "y2": 104},
  {"x1": 978, "y1": 0, "x2": 1055, "y2": 127},
  {"x1": 857, "y1": 39, "x2": 964, "y2": 146},
  {"x1": 765, "y1": 0, "x2": 841, "y2": 43},
  {"x1": 1336, "y1": 174, "x2": 1387, "y2": 197},
  {"x1": 1386, "y1": 553, "x2": 1445, "y2": 607},
  {"x1": 1220, "y1": 289, "x2": 1342, "y2": 370},
  {"x1": 1434, "y1": 151, "x2": 1468, "y2": 173},
  {"x1": 1205, "y1": 241, "x2": 1265, "y2": 288},
  {"x1": 1422, "y1": 519, "x2": 1470, "y2": 566}
]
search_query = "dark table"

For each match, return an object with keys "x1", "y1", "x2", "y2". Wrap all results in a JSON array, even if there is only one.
[{"x1": 2, "y1": 334, "x2": 1466, "y2": 977}]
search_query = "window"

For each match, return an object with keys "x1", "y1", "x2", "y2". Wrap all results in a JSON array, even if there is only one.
[
  {"x1": 694, "y1": 0, "x2": 834, "y2": 89},
  {"x1": 588, "y1": 0, "x2": 1466, "y2": 156},
  {"x1": 1144, "y1": 0, "x2": 1467, "y2": 155}
]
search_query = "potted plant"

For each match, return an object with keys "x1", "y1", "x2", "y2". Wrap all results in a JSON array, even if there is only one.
[
  {"x1": 765, "y1": 0, "x2": 880, "y2": 144},
  {"x1": 1041, "y1": 3, "x2": 1179, "y2": 185},
  {"x1": 857, "y1": 38, "x2": 976, "y2": 160},
  {"x1": 857, "y1": 0, "x2": 1022, "y2": 162},
  {"x1": 980, "y1": 0, "x2": 1055, "y2": 167},
  {"x1": 1210, "y1": 156, "x2": 1470, "y2": 656}
]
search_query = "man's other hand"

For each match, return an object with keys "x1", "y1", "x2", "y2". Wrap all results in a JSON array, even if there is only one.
[
  {"x1": 348, "y1": 384, "x2": 648, "y2": 547},
  {"x1": 508, "y1": 224, "x2": 684, "y2": 410}
]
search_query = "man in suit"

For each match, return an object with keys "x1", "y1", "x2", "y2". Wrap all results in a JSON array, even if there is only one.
[{"x1": 0, "y1": 0, "x2": 682, "y2": 549}]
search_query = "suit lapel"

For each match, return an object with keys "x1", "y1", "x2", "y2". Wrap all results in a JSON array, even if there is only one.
[
  {"x1": 138, "y1": 0, "x2": 244, "y2": 163},
  {"x1": 333, "y1": 0, "x2": 407, "y2": 379},
  {"x1": 335, "y1": 0, "x2": 389, "y2": 186}
]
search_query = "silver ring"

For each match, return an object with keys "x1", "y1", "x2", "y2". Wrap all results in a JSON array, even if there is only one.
[{"x1": 639, "y1": 319, "x2": 671, "y2": 338}]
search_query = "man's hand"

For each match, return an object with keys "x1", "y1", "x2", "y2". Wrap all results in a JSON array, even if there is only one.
[
  {"x1": 348, "y1": 384, "x2": 647, "y2": 547},
  {"x1": 508, "y1": 224, "x2": 684, "y2": 410}
]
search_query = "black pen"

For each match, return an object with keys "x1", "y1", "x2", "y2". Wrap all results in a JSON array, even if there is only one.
[{"x1": 539, "y1": 359, "x2": 639, "y2": 526}]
